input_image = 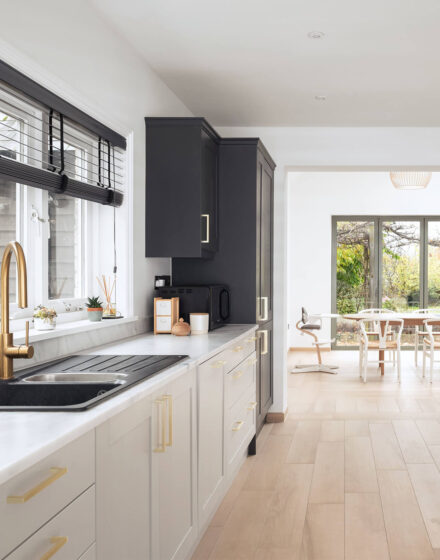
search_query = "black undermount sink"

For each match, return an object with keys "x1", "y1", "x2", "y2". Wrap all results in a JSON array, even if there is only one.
[{"x1": 0, "y1": 354, "x2": 187, "y2": 411}]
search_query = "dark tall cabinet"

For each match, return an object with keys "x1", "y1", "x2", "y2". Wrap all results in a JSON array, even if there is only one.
[
  {"x1": 145, "y1": 118, "x2": 219, "y2": 257},
  {"x1": 173, "y1": 138, "x2": 275, "y2": 432}
]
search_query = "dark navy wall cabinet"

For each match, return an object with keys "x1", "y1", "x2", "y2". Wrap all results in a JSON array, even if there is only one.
[{"x1": 145, "y1": 117, "x2": 219, "y2": 257}]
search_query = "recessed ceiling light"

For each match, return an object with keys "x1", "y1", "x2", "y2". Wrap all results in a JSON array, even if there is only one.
[
  {"x1": 308, "y1": 31, "x2": 325, "y2": 39},
  {"x1": 314, "y1": 95, "x2": 326, "y2": 101}
]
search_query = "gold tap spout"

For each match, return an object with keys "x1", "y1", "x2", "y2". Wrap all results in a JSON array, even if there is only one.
[{"x1": 0, "y1": 241, "x2": 34, "y2": 380}]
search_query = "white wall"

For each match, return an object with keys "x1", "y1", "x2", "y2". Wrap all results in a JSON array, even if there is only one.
[
  {"x1": 288, "y1": 171, "x2": 440, "y2": 347},
  {"x1": 0, "y1": 0, "x2": 192, "y2": 320}
]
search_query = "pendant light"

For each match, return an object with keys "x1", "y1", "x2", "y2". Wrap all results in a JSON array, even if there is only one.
[{"x1": 390, "y1": 171, "x2": 432, "y2": 190}]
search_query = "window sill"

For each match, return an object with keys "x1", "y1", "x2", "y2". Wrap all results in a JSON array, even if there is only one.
[{"x1": 13, "y1": 316, "x2": 139, "y2": 345}]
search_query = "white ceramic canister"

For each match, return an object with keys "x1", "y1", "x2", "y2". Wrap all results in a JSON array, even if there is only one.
[{"x1": 189, "y1": 313, "x2": 209, "y2": 334}]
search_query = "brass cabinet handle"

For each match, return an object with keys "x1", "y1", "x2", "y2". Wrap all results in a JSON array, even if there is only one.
[
  {"x1": 260, "y1": 297, "x2": 269, "y2": 321},
  {"x1": 233, "y1": 345, "x2": 243, "y2": 352},
  {"x1": 154, "y1": 398, "x2": 166, "y2": 453},
  {"x1": 232, "y1": 421, "x2": 244, "y2": 432},
  {"x1": 201, "y1": 214, "x2": 210, "y2": 244},
  {"x1": 259, "y1": 330, "x2": 269, "y2": 355},
  {"x1": 163, "y1": 394, "x2": 173, "y2": 447},
  {"x1": 7, "y1": 467, "x2": 67, "y2": 504},
  {"x1": 247, "y1": 401, "x2": 258, "y2": 411},
  {"x1": 211, "y1": 360, "x2": 226, "y2": 369},
  {"x1": 39, "y1": 537, "x2": 68, "y2": 560},
  {"x1": 232, "y1": 370, "x2": 243, "y2": 380},
  {"x1": 246, "y1": 337, "x2": 257, "y2": 342}
]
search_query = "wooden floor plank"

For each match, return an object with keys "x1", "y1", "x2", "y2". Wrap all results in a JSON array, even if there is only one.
[
  {"x1": 408, "y1": 464, "x2": 440, "y2": 548},
  {"x1": 287, "y1": 420, "x2": 322, "y2": 464},
  {"x1": 192, "y1": 526, "x2": 223, "y2": 560},
  {"x1": 417, "y1": 420, "x2": 440, "y2": 446},
  {"x1": 345, "y1": 436, "x2": 378, "y2": 493},
  {"x1": 345, "y1": 420, "x2": 369, "y2": 438},
  {"x1": 393, "y1": 420, "x2": 432, "y2": 464},
  {"x1": 370, "y1": 422, "x2": 405, "y2": 469},
  {"x1": 209, "y1": 490, "x2": 273, "y2": 560},
  {"x1": 345, "y1": 493, "x2": 390, "y2": 560},
  {"x1": 271, "y1": 418, "x2": 298, "y2": 436},
  {"x1": 377, "y1": 470, "x2": 434, "y2": 560},
  {"x1": 300, "y1": 504, "x2": 344, "y2": 560},
  {"x1": 244, "y1": 435, "x2": 292, "y2": 491},
  {"x1": 258, "y1": 463, "x2": 313, "y2": 552},
  {"x1": 309, "y1": 442, "x2": 344, "y2": 504},
  {"x1": 321, "y1": 420, "x2": 344, "y2": 442}
]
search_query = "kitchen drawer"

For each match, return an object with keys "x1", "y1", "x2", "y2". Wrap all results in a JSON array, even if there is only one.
[
  {"x1": 79, "y1": 543, "x2": 96, "y2": 560},
  {"x1": 225, "y1": 352, "x2": 256, "y2": 408},
  {"x1": 0, "y1": 431, "x2": 95, "y2": 559},
  {"x1": 5, "y1": 486, "x2": 95, "y2": 560},
  {"x1": 223, "y1": 335, "x2": 257, "y2": 374},
  {"x1": 225, "y1": 387, "x2": 257, "y2": 474}
]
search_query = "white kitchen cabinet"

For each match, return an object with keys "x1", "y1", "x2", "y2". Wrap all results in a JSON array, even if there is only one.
[
  {"x1": 197, "y1": 353, "x2": 226, "y2": 530},
  {"x1": 96, "y1": 397, "x2": 154, "y2": 560},
  {"x1": 151, "y1": 367, "x2": 198, "y2": 560}
]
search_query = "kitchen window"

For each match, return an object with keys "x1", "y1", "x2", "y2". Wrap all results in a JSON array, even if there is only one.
[{"x1": 0, "y1": 63, "x2": 126, "y2": 325}]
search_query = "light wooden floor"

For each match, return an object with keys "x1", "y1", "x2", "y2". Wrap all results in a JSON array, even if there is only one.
[{"x1": 191, "y1": 349, "x2": 440, "y2": 559}]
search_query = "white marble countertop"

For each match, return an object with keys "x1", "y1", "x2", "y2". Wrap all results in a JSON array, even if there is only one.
[{"x1": 0, "y1": 324, "x2": 256, "y2": 485}]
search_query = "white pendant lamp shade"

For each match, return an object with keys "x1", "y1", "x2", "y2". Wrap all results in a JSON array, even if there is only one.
[{"x1": 390, "y1": 171, "x2": 432, "y2": 190}]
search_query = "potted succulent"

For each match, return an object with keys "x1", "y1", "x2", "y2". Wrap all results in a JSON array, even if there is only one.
[
  {"x1": 33, "y1": 305, "x2": 57, "y2": 331},
  {"x1": 86, "y1": 296, "x2": 104, "y2": 322}
]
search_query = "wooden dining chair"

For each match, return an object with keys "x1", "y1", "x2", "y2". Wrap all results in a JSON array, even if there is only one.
[
  {"x1": 413, "y1": 309, "x2": 440, "y2": 366},
  {"x1": 422, "y1": 319, "x2": 440, "y2": 382},
  {"x1": 358, "y1": 308, "x2": 397, "y2": 366},
  {"x1": 358, "y1": 318, "x2": 403, "y2": 383}
]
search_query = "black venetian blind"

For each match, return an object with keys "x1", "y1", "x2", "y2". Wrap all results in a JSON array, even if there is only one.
[{"x1": 0, "y1": 59, "x2": 125, "y2": 207}]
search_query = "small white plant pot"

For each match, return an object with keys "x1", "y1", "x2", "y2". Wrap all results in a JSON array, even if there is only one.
[{"x1": 34, "y1": 317, "x2": 56, "y2": 331}]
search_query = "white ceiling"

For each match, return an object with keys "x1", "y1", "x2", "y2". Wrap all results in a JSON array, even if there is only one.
[{"x1": 90, "y1": 0, "x2": 440, "y2": 126}]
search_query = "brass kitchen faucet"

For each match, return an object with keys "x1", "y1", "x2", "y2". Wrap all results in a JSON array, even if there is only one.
[{"x1": 0, "y1": 241, "x2": 34, "y2": 380}]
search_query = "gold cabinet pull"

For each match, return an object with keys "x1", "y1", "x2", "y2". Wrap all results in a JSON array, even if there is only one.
[
  {"x1": 154, "y1": 398, "x2": 166, "y2": 453},
  {"x1": 247, "y1": 401, "x2": 258, "y2": 411},
  {"x1": 233, "y1": 345, "x2": 243, "y2": 352},
  {"x1": 232, "y1": 421, "x2": 244, "y2": 432},
  {"x1": 39, "y1": 536, "x2": 68, "y2": 560},
  {"x1": 260, "y1": 297, "x2": 269, "y2": 321},
  {"x1": 211, "y1": 360, "x2": 226, "y2": 369},
  {"x1": 164, "y1": 394, "x2": 173, "y2": 447},
  {"x1": 246, "y1": 336, "x2": 257, "y2": 342},
  {"x1": 201, "y1": 214, "x2": 210, "y2": 243},
  {"x1": 259, "y1": 330, "x2": 268, "y2": 356},
  {"x1": 232, "y1": 370, "x2": 244, "y2": 380},
  {"x1": 7, "y1": 467, "x2": 67, "y2": 504}
]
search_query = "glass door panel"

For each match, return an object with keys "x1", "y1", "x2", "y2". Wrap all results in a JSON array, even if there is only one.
[
  {"x1": 427, "y1": 221, "x2": 440, "y2": 309},
  {"x1": 381, "y1": 220, "x2": 421, "y2": 345},
  {"x1": 381, "y1": 221, "x2": 421, "y2": 311},
  {"x1": 335, "y1": 220, "x2": 376, "y2": 346}
]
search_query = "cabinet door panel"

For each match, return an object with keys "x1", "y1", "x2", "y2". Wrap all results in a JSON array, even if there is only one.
[
  {"x1": 256, "y1": 322, "x2": 273, "y2": 431},
  {"x1": 96, "y1": 398, "x2": 153, "y2": 560},
  {"x1": 198, "y1": 357, "x2": 225, "y2": 528},
  {"x1": 153, "y1": 369, "x2": 198, "y2": 560},
  {"x1": 259, "y1": 160, "x2": 273, "y2": 323},
  {"x1": 200, "y1": 130, "x2": 218, "y2": 252}
]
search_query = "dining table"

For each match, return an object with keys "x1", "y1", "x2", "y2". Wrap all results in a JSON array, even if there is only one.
[{"x1": 343, "y1": 312, "x2": 440, "y2": 374}]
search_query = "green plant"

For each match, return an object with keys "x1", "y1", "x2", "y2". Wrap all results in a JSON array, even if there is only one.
[
  {"x1": 33, "y1": 305, "x2": 57, "y2": 321},
  {"x1": 86, "y1": 296, "x2": 103, "y2": 309}
]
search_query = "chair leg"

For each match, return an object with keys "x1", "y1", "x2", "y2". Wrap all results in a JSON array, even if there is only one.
[
  {"x1": 397, "y1": 347, "x2": 401, "y2": 383},
  {"x1": 359, "y1": 341, "x2": 363, "y2": 377},
  {"x1": 430, "y1": 347, "x2": 434, "y2": 384},
  {"x1": 363, "y1": 347, "x2": 367, "y2": 383},
  {"x1": 423, "y1": 342, "x2": 426, "y2": 379},
  {"x1": 415, "y1": 329, "x2": 419, "y2": 366}
]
